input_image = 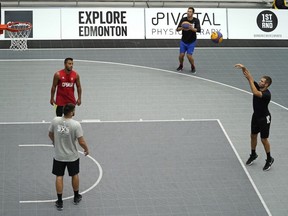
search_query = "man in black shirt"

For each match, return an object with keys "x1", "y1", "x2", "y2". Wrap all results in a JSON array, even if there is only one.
[
  {"x1": 176, "y1": 7, "x2": 201, "y2": 73},
  {"x1": 235, "y1": 64, "x2": 274, "y2": 171},
  {"x1": 272, "y1": 0, "x2": 288, "y2": 9}
]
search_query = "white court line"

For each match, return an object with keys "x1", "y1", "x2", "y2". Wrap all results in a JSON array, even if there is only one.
[
  {"x1": 19, "y1": 144, "x2": 53, "y2": 147},
  {"x1": 6, "y1": 119, "x2": 219, "y2": 124},
  {"x1": 81, "y1": 118, "x2": 219, "y2": 123},
  {"x1": 217, "y1": 119, "x2": 272, "y2": 216},
  {"x1": 0, "y1": 118, "x2": 221, "y2": 124},
  {"x1": 18, "y1": 144, "x2": 103, "y2": 204},
  {"x1": 0, "y1": 122, "x2": 50, "y2": 125},
  {"x1": 78, "y1": 59, "x2": 288, "y2": 111}
]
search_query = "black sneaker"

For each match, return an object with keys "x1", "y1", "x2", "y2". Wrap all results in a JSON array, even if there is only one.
[
  {"x1": 263, "y1": 157, "x2": 274, "y2": 171},
  {"x1": 191, "y1": 65, "x2": 196, "y2": 73},
  {"x1": 55, "y1": 200, "x2": 63, "y2": 211},
  {"x1": 176, "y1": 65, "x2": 183, "y2": 71},
  {"x1": 246, "y1": 154, "x2": 258, "y2": 165},
  {"x1": 73, "y1": 194, "x2": 82, "y2": 205}
]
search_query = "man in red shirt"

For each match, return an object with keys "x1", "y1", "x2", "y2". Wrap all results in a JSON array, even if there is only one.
[{"x1": 50, "y1": 57, "x2": 82, "y2": 116}]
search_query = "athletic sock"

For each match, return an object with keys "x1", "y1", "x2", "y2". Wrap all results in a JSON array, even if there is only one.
[
  {"x1": 251, "y1": 149, "x2": 256, "y2": 156},
  {"x1": 266, "y1": 152, "x2": 271, "y2": 160},
  {"x1": 57, "y1": 193, "x2": 62, "y2": 202},
  {"x1": 74, "y1": 190, "x2": 79, "y2": 197}
]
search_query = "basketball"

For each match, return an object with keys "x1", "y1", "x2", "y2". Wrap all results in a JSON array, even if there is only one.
[
  {"x1": 181, "y1": 21, "x2": 191, "y2": 30},
  {"x1": 211, "y1": 31, "x2": 223, "y2": 44}
]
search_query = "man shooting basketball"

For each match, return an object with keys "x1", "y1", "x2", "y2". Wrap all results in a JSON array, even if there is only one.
[
  {"x1": 50, "y1": 57, "x2": 82, "y2": 116},
  {"x1": 235, "y1": 63, "x2": 274, "y2": 171}
]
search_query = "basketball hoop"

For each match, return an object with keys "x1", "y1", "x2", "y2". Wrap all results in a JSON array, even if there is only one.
[{"x1": 0, "y1": 21, "x2": 32, "y2": 51}]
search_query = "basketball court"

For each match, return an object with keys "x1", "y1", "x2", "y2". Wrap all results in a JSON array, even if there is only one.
[
  {"x1": 0, "y1": 47, "x2": 288, "y2": 216},
  {"x1": 1, "y1": 2, "x2": 288, "y2": 216}
]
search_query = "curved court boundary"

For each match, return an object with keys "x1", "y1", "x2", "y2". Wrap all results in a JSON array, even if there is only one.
[
  {"x1": 18, "y1": 144, "x2": 103, "y2": 204},
  {"x1": 0, "y1": 58, "x2": 286, "y2": 112}
]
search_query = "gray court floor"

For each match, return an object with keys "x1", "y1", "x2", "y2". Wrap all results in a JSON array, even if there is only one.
[
  {"x1": 1, "y1": 121, "x2": 268, "y2": 216},
  {"x1": 0, "y1": 47, "x2": 288, "y2": 216}
]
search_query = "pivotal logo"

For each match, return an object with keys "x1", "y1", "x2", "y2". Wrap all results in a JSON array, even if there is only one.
[{"x1": 256, "y1": 10, "x2": 278, "y2": 32}]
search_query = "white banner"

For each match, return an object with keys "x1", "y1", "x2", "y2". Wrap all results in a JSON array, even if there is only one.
[
  {"x1": 61, "y1": 8, "x2": 145, "y2": 39},
  {"x1": 227, "y1": 9, "x2": 288, "y2": 39},
  {"x1": 1, "y1": 7, "x2": 288, "y2": 41},
  {"x1": 145, "y1": 8, "x2": 227, "y2": 39},
  {"x1": 32, "y1": 9, "x2": 61, "y2": 39}
]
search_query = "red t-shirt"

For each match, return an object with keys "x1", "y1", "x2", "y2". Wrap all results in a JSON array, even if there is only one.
[{"x1": 56, "y1": 69, "x2": 78, "y2": 106}]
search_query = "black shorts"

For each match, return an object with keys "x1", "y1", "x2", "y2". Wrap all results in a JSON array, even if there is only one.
[
  {"x1": 56, "y1": 106, "x2": 64, "y2": 117},
  {"x1": 251, "y1": 113, "x2": 271, "y2": 139},
  {"x1": 52, "y1": 158, "x2": 80, "y2": 176}
]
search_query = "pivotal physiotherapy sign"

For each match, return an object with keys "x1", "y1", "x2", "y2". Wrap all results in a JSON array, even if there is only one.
[
  {"x1": 145, "y1": 8, "x2": 227, "y2": 39},
  {"x1": 227, "y1": 9, "x2": 288, "y2": 39},
  {"x1": 61, "y1": 8, "x2": 145, "y2": 39}
]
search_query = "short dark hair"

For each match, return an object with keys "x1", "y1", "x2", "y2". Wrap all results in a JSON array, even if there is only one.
[
  {"x1": 63, "y1": 103, "x2": 75, "y2": 116},
  {"x1": 64, "y1": 57, "x2": 73, "y2": 64},
  {"x1": 263, "y1": 76, "x2": 272, "y2": 87},
  {"x1": 188, "y1": 7, "x2": 195, "y2": 13}
]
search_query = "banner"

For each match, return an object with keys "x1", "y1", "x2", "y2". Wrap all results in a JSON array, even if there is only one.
[
  {"x1": 61, "y1": 8, "x2": 145, "y2": 39},
  {"x1": 145, "y1": 8, "x2": 227, "y2": 39},
  {"x1": 1, "y1": 7, "x2": 288, "y2": 41},
  {"x1": 227, "y1": 9, "x2": 288, "y2": 39}
]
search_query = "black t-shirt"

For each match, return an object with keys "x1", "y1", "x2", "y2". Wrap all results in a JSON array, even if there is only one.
[
  {"x1": 273, "y1": 0, "x2": 288, "y2": 9},
  {"x1": 177, "y1": 17, "x2": 201, "y2": 43},
  {"x1": 253, "y1": 81, "x2": 271, "y2": 117}
]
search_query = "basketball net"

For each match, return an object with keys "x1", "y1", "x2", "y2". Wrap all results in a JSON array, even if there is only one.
[{"x1": 6, "y1": 22, "x2": 32, "y2": 51}]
